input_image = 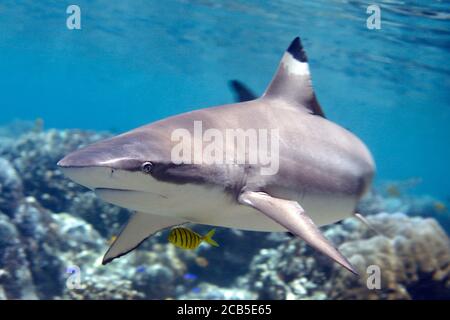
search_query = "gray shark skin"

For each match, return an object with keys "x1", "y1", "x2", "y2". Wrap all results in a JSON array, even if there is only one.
[{"x1": 58, "y1": 37, "x2": 375, "y2": 274}]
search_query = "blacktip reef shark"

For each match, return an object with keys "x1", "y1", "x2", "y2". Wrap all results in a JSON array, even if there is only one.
[{"x1": 58, "y1": 37, "x2": 375, "y2": 274}]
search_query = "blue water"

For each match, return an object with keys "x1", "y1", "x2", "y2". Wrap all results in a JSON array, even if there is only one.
[{"x1": 0, "y1": 0, "x2": 449, "y2": 198}]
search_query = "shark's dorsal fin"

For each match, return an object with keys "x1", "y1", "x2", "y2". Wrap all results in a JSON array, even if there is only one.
[{"x1": 264, "y1": 37, "x2": 325, "y2": 118}]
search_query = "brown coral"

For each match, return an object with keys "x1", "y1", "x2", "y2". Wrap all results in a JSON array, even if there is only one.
[{"x1": 330, "y1": 213, "x2": 450, "y2": 299}]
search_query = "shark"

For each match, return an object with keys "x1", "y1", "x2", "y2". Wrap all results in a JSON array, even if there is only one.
[{"x1": 57, "y1": 37, "x2": 375, "y2": 274}]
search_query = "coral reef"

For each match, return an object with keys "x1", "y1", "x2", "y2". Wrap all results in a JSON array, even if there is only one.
[
  {"x1": 0, "y1": 129, "x2": 109, "y2": 213},
  {"x1": 0, "y1": 124, "x2": 449, "y2": 300},
  {"x1": 0, "y1": 211, "x2": 37, "y2": 299},
  {"x1": 0, "y1": 129, "x2": 130, "y2": 238},
  {"x1": 358, "y1": 190, "x2": 450, "y2": 233},
  {"x1": 179, "y1": 283, "x2": 257, "y2": 300},
  {"x1": 238, "y1": 213, "x2": 450, "y2": 300},
  {"x1": 332, "y1": 213, "x2": 450, "y2": 299},
  {"x1": 0, "y1": 158, "x2": 23, "y2": 216}
]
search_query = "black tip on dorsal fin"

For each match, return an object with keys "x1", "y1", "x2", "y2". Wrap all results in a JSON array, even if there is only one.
[
  {"x1": 264, "y1": 36, "x2": 326, "y2": 118},
  {"x1": 287, "y1": 37, "x2": 308, "y2": 63}
]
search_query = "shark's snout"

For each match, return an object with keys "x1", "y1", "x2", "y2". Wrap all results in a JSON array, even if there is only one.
[
  {"x1": 57, "y1": 132, "x2": 151, "y2": 170},
  {"x1": 57, "y1": 148, "x2": 142, "y2": 170},
  {"x1": 57, "y1": 148, "x2": 106, "y2": 168},
  {"x1": 57, "y1": 134, "x2": 152, "y2": 190}
]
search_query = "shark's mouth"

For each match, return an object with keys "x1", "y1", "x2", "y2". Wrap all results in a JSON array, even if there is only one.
[
  {"x1": 95, "y1": 188, "x2": 167, "y2": 199},
  {"x1": 95, "y1": 188, "x2": 169, "y2": 212}
]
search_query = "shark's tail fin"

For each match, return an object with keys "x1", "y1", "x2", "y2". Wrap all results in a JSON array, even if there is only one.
[
  {"x1": 203, "y1": 229, "x2": 219, "y2": 247},
  {"x1": 264, "y1": 37, "x2": 325, "y2": 118}
]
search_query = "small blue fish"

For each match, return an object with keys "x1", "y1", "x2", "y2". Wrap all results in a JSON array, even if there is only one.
[
  {"x1": 183, "y1": 273, "x2": 198, "y2": 281},
  {"x1": 191, "y1": 287, "x2": 201, "y2": 294},
  {"x1": 136, "y1": 265, "x2": 146, "y2": 273}
]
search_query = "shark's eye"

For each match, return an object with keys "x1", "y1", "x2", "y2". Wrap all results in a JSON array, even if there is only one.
[{"x1": 141, "y1": 162, "x2": 153, "y2": 174}]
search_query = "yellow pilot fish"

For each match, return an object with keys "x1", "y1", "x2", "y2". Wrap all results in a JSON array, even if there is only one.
[{"x1": 168, "y1": 227, "x2": 219, "y2": 250}]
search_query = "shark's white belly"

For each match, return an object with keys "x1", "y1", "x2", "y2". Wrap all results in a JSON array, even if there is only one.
[
  {"x1": 167, "y1": 185, "x2": 356, "y2": 231},
  {"x1": 95, "y1": 175, "x2": 356, "y2": 232}
]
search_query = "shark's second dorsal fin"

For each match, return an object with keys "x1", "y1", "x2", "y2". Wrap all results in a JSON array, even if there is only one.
[
  {"x1": 264, "y1": 37, "x2": 325, "y2": 118},
  {"x1": 229, "y1": 80, "x2": 258, "y2": 102}
]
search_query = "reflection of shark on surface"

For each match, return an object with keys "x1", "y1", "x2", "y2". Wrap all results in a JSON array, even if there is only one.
[{"x1": 58, "y1": 37, "x2": 375, "y2": 274}]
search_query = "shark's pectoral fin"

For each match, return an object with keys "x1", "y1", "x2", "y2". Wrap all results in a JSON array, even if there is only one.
[
  {"x1": 102, "y1": 212, "x2": 186, "y2": 265},
  {"x1": 238, "y1": 191, "x2": 358, "y2": 275}
]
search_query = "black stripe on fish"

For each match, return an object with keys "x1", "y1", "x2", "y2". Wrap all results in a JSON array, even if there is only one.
[
  {"x1": 187, "y1": 230, "x2": 192, "y2": 248},
  {"x1": 176, "y1": 229, "x2": 181, "y2": 245},
  {"x1": 172, "y1": 229, "x2": 177, "y2": 243},
  {"x1": 181, "y1": 229, "x2": 187, "y2": 246}
]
